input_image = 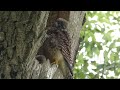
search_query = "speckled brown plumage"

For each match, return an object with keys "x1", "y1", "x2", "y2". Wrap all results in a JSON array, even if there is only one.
[{"x1": 47, "y1": 26, "x2": 73, "y2": 65}]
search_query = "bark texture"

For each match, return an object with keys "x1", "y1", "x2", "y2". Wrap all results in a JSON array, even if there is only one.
[{"x1": 0, "y1": 11, "x2": 86, "y2": 79}]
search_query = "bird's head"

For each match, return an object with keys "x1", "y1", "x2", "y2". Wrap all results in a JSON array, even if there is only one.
[{"x1": 52, "y1": 18, "x2": 68, "y2": 30}]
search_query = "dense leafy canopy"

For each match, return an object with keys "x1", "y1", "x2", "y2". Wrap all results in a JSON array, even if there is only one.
[{"x1": 73, "y1": 11, "x2": 120, "y2": 79}]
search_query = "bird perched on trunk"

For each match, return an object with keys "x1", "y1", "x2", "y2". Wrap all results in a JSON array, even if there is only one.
[{"x1": 36, "y1": 18, "x2": 73, "y2": 79}]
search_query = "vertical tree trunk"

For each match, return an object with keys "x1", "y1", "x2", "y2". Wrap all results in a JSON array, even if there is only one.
[{"x1": 0, "y1": 11, "x2": 86, "y2": 79}]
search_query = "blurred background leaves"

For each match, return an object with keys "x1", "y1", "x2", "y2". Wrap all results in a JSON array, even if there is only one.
[{"x1": 73, "y1": 11, "x2": 120, "y2": 79}]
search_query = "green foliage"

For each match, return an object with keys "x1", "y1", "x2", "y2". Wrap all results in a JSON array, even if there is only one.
[{"x1": 74, "y1": 11, "x2": 120, "y2": 79}]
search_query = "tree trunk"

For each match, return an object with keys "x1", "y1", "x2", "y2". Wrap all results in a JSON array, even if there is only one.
[{"x1": 0, "y1": 11, "x2": 86, "y2": 79}]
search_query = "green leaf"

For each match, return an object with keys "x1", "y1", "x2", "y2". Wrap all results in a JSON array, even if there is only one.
[
  {"x1": 87, "y1": 45, "x2": 93, "y2": 57},
  {"x1": 107, "y1": 30, "x2": 114, "y2": 34},
  {"x1": 117, "y1": 47, "x2": 120, "y2": 52},
  {"x1": 79, "y1": 71, "x2": 85, "y2": 79},
  {"x1": 115, "y1": 71, "x2": 120, "y2": 76},
  {"x1": 73, "y1": 69, "x2": 85, "y2": 79},
  {"x1": 84, "y1": 34, "x2": 89, "y2": 42},
  {"x1": 80, "y1": 30, "x2": 85, "y2": 38},
  {"x1": 103, "y1": 33, "x2": 112, "y2": 42},
  {"x1": 114, "y1": 52, "x2": 119, "y2": 60},
  {"x1": 90, "y1": 20, "x2": 97, "y2": 23},
  {"x1": 96, "y1": 42, "x2": 103, "y2": 50},
  {"x1": 92, "y1": 47, "x2": 100, "y2": 55},
  {"x1": 95, "y1": 28, "x2": 101, "y2": 32},
  {"x1": 109, "y1": 43, "x2": 115, "y2": 50},
  {"x1": 101, "y1": 27, "x2": 106, "y2": 32},
  {"x1": 77, "y1": 54, "x2": 84, "y2": 65},
  {"x1": 104, "y1": 50, "x2": 109, "y2": 61},
  {"x1": 110, "y1": 53, "x2": 115, "y2": 61},
  {"x1": 117, "y1": 38, "x2": 120, "y2": 42},
  {"x1": 83, "y1": 60, "x2": 88, "y2": 72},
  {"x1": 88, "y1": 73, "x2": 95, "y2": 78},
  {"x1": 97, "y1": 64, "x2": 104, "y2": 70},
  {"x1": 95, "y1": 48, "x2": 100, "y2": 55},
  {"x1": 91, "y1": 61, "x2": 96, "y2": 65}
]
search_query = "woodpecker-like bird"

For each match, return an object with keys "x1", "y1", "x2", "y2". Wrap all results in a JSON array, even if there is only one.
[{"x1": 36, "y1": 18, "x2": 73, "y2": 79}]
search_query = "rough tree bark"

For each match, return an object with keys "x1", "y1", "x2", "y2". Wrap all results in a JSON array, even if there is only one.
[{"x1": 0, "y1": 11, "x2": 86, "y2": 79}]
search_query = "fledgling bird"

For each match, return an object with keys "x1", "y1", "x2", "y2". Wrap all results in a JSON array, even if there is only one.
[{"x1": 36, "y1": 18, "x2": 73, "y2": 79}]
